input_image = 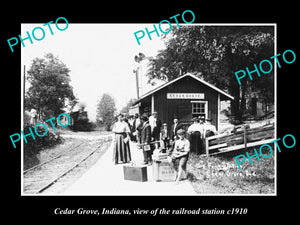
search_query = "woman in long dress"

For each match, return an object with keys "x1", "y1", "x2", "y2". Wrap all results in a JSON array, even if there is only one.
[
  {"x1": 187, "y1": 117, "x2": 202, "y2": 154},
  {"x1": 112, "y1": 114, "x2": 132, "y2": 164}
]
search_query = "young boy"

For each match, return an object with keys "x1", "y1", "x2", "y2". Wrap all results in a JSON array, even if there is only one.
[
  {"x1": 160, "y1": 123, "x2": 170, "y2": 153},
  {"x1": 169, "y1": 129, "x2": 190, "y2": 183}
]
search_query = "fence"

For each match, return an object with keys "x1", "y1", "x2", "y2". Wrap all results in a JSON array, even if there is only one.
[{"x1": 205, "y1": 120, "x2": 275, "y2": 157}]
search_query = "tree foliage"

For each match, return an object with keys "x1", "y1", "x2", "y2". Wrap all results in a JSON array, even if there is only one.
[
  {"x1": 119, "y1": 98, "x2": 137, "y2": 115},
  {"x1": 25, "y1": 53, "x2": 76, "y2": 120},
  {"x1": 96, "y1": 93, "x2": 116, "y2": 131},
  {"x1": 147, "y1": 26, "x2": 274, "y2": 123}
]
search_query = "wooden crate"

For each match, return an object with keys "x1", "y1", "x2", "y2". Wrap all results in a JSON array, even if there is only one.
[
  {"x1": 153, "y1": 160, "x2": 176, "y2": 182},
  {"x1": 152, "y1": 159, "x2": 187, "y2": 182}
]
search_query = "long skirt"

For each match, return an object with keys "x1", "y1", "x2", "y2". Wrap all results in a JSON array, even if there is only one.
[
  {"x1": 190, "y1": 131, "x2": 202, "y2": 154},
  {"x1": 113, "y1": 133, "x2": 131, "y2": 164}
]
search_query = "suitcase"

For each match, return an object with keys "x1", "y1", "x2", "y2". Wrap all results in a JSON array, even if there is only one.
[{"x1": 123, "y1": 165, "x2": 148, "y2": 182}]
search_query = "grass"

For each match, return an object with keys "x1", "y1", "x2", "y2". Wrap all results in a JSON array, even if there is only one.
[
  {"x1": 23, "y1": 125, "x2": 64, "y2": 170},
  {"x1": 186, "y1": 146, "x2": 275, "y2": 194},
  {"x1": 23, "y1": 128, "x2": 113, "y2": 170}
]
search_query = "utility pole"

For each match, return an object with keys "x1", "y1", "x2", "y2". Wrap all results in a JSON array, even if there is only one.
[
  {"x1": 133, "y1": 68, "x2": 139, "y2": 99},
  {"x1": 134, "y1": 53, "x2": 153, "y2": 98},
  {"x1": 23, "y1": 65, "x2": 25, "y2": 117}
]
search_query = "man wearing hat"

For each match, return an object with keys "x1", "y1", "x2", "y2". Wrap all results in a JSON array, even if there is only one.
[
  {"x1": 204, "y1": 118, "x2": 217, "y2": 138},
  {"x1": 198, "y1": 116, "x2": 206, "y2": 135},
  {"x1": 131, "y1": 113, "x2": 141, "y2": 142},
  {"x1": 138, "y1": 114, "x2": 153, "y2": 165},
  {"x1": 170, "y1": 117, "x2": 182, "y2": 141},
  {"x1": 169, "y1": 129, "x2": 190, "y2": 183}
]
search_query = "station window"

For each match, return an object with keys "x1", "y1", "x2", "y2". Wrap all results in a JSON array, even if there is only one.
[{"x1": 192, "y1": 102, "x2": 206, "y2": 118}]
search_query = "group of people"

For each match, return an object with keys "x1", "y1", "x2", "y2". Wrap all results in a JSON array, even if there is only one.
[
  {"x1": 187, "y1": 116, "x2": 217, "y2": 154},
  {"x1": 111, "y1": 112, "x2": 217, "y2": 183},
  {"x1": 111, "y1": 112, "x2": 163, "y2": 165}
]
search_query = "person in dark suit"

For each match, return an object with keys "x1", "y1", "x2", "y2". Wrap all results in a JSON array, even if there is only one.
[
  {"x1": 131, "y1": 113, "x2": 141, "y2": 142},
  {"x1": 138, "y1": 115, "x2": 152, "y2": 165},
  {"x1": 169, "y1": 118, "x2": 183, "y2": 153},
  {"x1": 170, "y1": 118, "x2": 183, "y2": 141}
]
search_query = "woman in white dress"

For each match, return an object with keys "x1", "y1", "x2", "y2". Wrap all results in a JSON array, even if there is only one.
[{"x1": 112, "y1": 114, "x2": 131, "y2": 164}]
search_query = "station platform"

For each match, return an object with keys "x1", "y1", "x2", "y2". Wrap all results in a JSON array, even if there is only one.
[{"x1": 63, "y1": 137, "x2": 196, "y2": 195}]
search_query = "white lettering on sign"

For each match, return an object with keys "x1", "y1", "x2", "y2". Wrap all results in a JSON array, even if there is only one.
[{"x1": 167, "y1": 93, "x2": 205, "y2": 99}]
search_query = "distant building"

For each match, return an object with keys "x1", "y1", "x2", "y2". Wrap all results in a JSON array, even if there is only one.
[{"x1": 247, "y1": 92, "x2": 274, "y2": 119}]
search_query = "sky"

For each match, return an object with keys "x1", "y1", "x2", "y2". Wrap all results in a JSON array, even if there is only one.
[{"x1": 21, "y1": 23, "x2": 167, "y2": 121}]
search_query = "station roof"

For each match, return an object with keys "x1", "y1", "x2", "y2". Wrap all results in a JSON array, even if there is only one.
[{"x1": 132, "y1": 73, "x2": 234, "y2": 105}]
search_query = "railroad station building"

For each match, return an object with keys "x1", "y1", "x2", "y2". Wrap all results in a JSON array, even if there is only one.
[{"x1": 131, "y1": 73, "x2": 234, "y2": 130}]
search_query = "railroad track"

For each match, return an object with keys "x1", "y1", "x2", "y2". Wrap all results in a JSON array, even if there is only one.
[
  {"x1": 23, "y1": 140, "x2": 88, "y2": 174},
  {"x1": 23, "y1": 136, "x2": 112, "y2": 194}
]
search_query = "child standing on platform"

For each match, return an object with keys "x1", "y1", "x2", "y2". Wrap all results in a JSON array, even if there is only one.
[{"x1": 160, "y1": 123, "x2": 170, "y2": 153}]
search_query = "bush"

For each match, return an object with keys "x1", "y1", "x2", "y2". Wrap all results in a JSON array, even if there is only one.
[{"x1": 23, "y1": 125, "x2": 63, "y2": 157}]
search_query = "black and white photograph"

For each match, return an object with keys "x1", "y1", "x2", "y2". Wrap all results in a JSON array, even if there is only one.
[
  {"x1": 20, "y1": 23, "x2": 276, "y2": 195},
  {"x1": 4, "y1": 6, "x2": 299, "y2": 220}
]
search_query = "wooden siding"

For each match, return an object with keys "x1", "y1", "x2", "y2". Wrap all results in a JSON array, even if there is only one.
[{"x1": 150, "y1": 76, "x2": 219, "y2": 129}]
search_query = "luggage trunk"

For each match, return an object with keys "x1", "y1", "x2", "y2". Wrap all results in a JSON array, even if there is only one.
[{"x1": 123, "y1": 165, "x2": 148, "y2": 182}]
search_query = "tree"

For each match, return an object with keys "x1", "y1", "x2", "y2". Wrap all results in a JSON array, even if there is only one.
[
  {"x1": 25, "y1": 53, "x2": 76, "y2": 120},
  {"x1": 147, "y1": 26, "x2": 274, "y2": 123},
  {"x1": 96, "y1": 93, "x2": 116, "y2": 131},
  {"x1": 119, "y1": 98, "x2": 137, "y2": 115}
]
